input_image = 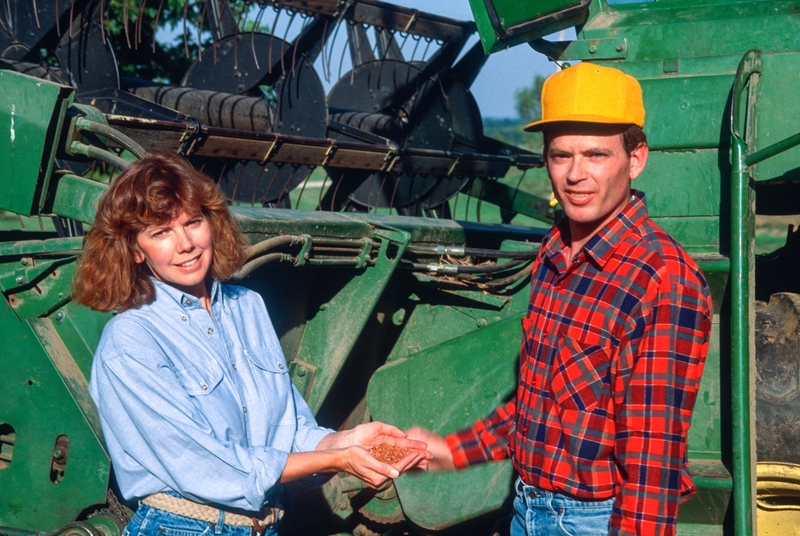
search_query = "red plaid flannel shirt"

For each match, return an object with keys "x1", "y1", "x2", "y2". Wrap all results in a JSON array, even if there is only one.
[{"x1": 446, "y1": 191, "x2": 712, "y2": 535}]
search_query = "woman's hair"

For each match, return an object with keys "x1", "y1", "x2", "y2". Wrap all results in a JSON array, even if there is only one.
[{"x1": 73, "y1": 153, "x2": 249, "y2": 312}]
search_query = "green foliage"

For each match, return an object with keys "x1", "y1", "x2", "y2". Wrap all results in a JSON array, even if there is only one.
[
  {"x1": 104, "y1": 0, "x2": 263, "y2": 84},
  {"x1": 483, "y1": 117, "x2": 542, "y2": 153},
  {"x1": 514, "y1": 74, "x2": 546, "y2": 124}
]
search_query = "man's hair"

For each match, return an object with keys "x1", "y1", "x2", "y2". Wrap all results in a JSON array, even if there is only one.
[
  {"x1": 542, "y1": 124, "x2": 648, "y2": 155},
  {"x1": 73, "y1": 153, "x2": 249, "y2": 312}
]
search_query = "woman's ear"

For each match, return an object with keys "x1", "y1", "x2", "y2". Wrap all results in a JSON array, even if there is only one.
[{"x1": 132, "y1": 249, "x2": 145, "y2": 264}]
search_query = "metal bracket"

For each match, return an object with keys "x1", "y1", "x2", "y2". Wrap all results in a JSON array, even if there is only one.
[{"x1": 530, "y1": 37, "x2": 627, "y2": 61}]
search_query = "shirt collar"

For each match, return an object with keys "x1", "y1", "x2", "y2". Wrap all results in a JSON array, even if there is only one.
[
  {"x1": 151, "y1": 278, "x2": 222, "y2": 309},
  {"x1": 540, "y1": 190, "x2": 649, "y2": 271}
]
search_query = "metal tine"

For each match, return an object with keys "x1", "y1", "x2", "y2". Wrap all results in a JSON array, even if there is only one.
[
  {"x1": 291, "y1": 12, "x2": 311, "y2": 78},
  {"x1": 54, "y1": 0, "x2": 60, "y2": 36},
  {"x1": 316, "y1": 171, "x2": 331, "y2": 210},
  {"x1": 252, "y1": 5, "x2": 269, "y2": 71},
  {"x1": 375, "y1": 27, "x2": 402, "y2": 98},
  {"x1": 323, "y1": 16, "x2": 345, "y2": 83},
  {"x1": 329, "y1": 170, "x2": 345, "y2": 211},
  {"x1": 268, "y1": 5, "x2": 280, "y2": 74},
  {"x1": 347, "y1": 22, "x2": 374, "y2": 69},
  {"x1": 196, "y1": 0, "x2": 210, "y2": 62},
  {"x1": 294, "y1": 167, "x2": 313, "y2": 210},
  {"x1": 251, "y1": 164, "x2": 271, "y2": 206},
  {"x1": 276, "y1": 165, "x2": 300, "y2": 206},
  {"x1": 337, "y1": 28, "x2": 349, "y2": 81},
  {"x1": 280, "y1": 10, "x2": 298, "y2": 76},
  {"x1": 136, "y1": 0, "x2": 147, "y2": 49},
  {"x1": 121, "y1": 0, "x2": 131, "y2": 48},
  {"x1": 323, "y1": 16, "x2": 347, "y2": 82},
  {"x1": 261, "y1": 164, "x2": 283, "y2": 205},
  {"x1": 376, "y1": 27, "x2": 403, "y2": 61},
  {"x1": 230, "y1": 160, "x2": 247, "y2": 201},
  {"x1": 319, "y1": 18, "x2": 330, "y2": 82},
  {"x1": 69, "y1": 0, "x2": 76, "y2": 38},
  {"x1": 152, "y1": 0, "x2": 166, "y2": 53},
  {"x1": 365, "y1": 171, "x2": 378, "y2": 214},
  {"x1": 374, "y1": 172, "x2": 389, "y2": 214},
  {"x1": 182, "y1": 0, "x2": 190, "y2": 58},
  {"x1": 388, "y1": 172, "x2": 402, "y2": 212}
]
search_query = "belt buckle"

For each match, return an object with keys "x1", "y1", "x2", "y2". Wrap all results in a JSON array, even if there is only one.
[{"x1": 251, "y1": 518, "x2": 268, "y2": 536}]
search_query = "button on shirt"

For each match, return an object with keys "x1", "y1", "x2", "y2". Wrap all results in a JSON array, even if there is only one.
[
  {"x1": 445, "y1": 191, "x2": 712, "y2": 535},
  {"x1": 89, "y1": 279, "x2": 333, "y2": 512}
]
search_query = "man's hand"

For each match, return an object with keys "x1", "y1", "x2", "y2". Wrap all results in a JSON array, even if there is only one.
[{"x1": 406, "y1": 426, "x2": 456, "y2": 471}]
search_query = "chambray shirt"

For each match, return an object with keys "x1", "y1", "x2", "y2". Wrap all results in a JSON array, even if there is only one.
[{"x1": 89, "y1": 279, "x2": 333, "y2": 512}]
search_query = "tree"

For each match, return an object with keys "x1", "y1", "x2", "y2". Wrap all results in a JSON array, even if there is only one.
[{"x1": 514, "y1": 74, "x2": 546, "y2": 123}]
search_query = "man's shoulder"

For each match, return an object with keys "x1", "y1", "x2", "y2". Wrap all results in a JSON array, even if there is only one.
[{"x1": 625, "y1": 218, "x2": 709, "y2": 290}]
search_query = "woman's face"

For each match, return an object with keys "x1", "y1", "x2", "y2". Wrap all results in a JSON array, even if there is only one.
[{"x1": 134, "y1": 210, "x2": 214, "y2": 298}]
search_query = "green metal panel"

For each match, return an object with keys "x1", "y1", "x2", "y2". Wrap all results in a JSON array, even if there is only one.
[
  {"x1": 0, "y1": 299, "x2": 108, "y2": 531},
  {"x1": 578, "y1": 0, "x2": 800, "y2": 62},
  {"x1": 751, "y1": 52, "x2": 800, "y2": 185},
  {"x1": 367, "y1": 314, "x2": 522, "y2": 529},
  {"x1": 640, "y1": 75, "x2": 734, "y2": 151},
  {"x1": 0, "y1": 71, "x2": 73, "y2": 217},
  {"x1": 468, "y1": 0, "x2": 590, "y2": 53}
]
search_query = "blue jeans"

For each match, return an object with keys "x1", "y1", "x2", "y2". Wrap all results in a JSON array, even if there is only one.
[
  {"x1": 123, "y1": 503, "x2": 278, "y2": 536},
  {"x1": 510, "y1": 478, "x2": 614, "y2": 536}
]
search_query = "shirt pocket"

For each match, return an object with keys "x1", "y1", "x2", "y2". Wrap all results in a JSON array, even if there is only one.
[
  {"x1": 174, "y1": 359, "x2": 224, "y2": 396},
  {"x1": 243, "y1": 346, "x2": 289, "y2": 375},
  {"x1": 549, "y1": 337, "x2": 611, "y2": 413}
]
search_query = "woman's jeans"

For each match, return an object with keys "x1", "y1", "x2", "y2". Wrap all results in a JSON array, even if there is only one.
[
  {"x1": 123, "y1": 503, "x2": 278, "y2": 536},
  {"x1": 510, "y1": 477, "x2": 614, "y2": 536}
]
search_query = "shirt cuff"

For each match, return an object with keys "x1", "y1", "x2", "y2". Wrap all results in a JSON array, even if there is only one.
[{"x1": 445, "y1": 431, "x2": 473, "y2": 470}]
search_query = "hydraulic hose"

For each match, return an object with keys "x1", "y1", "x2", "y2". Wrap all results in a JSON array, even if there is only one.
[
  {"x1": 69, "y1": 141, "x2": 131, "y2": 171},
  {"x1": 75, "y1": 118, "x2": 148, "y2": 160},
  {"x1": 405, "y1": 244, "x2": 538, "y2": 259}
]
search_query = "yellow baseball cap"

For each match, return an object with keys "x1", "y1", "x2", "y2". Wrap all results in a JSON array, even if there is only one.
[{"x1": 524, "y1": 63, "x2": 645, "y2": 132}]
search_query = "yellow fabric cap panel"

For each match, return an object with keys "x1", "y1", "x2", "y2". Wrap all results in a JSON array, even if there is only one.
[{"x1": 524, "y1": 63, "x2": 645, "y2": 132}]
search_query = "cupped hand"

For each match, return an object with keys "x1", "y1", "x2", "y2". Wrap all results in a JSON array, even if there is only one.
[
  {"x1": 342, "y1": 444, "x2": 429, "y2": 488},
  {"x1": 321, "y1": 421, "x2": 431, "y2": 455}
]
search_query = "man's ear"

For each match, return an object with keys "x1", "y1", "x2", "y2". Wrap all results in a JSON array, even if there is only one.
[{"x1": 629, "y1": 143, "x2": 649, "y2": 180}]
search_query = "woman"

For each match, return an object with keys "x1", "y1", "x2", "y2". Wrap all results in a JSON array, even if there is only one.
[{"x1": 74, "y1": 153, "x2": 429, "y2": 536}]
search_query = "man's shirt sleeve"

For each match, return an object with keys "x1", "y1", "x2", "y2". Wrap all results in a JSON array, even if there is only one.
[
  {"x1": 445, "y1": 400, "x2": 515, "y2": 469},
  {"x1": 611, "y1": 271, "x2": 711, "y2": 535}
]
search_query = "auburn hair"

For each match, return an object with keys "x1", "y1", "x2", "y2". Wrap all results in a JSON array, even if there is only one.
[{"x1": 73, "y1": 153, "x2": 249, "y2": 312}]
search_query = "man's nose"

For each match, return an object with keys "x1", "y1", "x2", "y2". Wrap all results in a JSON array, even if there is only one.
[{"x1": 566, "y1": 157, "x2": 586, "y2": 182}]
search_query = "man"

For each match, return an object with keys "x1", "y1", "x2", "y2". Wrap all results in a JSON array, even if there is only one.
[{"x1": 409, "y1": 63, "x2": 712, "y2": 535}]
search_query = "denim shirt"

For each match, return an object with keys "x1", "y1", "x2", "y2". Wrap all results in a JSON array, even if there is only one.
[{"x1": 89, "y1": 279, "x2": 333, "y2": 512}]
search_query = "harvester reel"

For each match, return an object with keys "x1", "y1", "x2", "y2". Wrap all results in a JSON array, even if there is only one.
[
  {"x1": 183, "y1": 34, "x2": 327, "y2": 206},
  {"x1": 325, "y1": 59, "x2": 481, "y2": 215}
]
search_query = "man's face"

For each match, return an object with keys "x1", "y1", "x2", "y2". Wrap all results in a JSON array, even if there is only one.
[{"x1": 544, "y1": 123, "x2": 648, "y2": 245}]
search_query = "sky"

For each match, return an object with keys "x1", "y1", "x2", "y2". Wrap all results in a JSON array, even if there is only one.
[{"x1": 388, "y1": 1, "x2": 564, "y2": 119}]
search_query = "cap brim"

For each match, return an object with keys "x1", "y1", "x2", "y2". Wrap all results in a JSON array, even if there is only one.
[{"x1": 523, "y1": 114, "x2": 643, "y2": 132}]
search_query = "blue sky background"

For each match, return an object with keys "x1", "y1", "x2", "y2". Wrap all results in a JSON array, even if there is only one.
[{"x1": 390, "y1": 1, "x2": 567, "y2": 119}]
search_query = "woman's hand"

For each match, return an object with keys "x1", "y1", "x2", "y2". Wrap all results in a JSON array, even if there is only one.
[
  {"x1": 321, "y1": 421, "x2": 428, "y2": 451},
  {"x1": 339, "y1": 443, "x2": 429, "y2": 488},
  {"x1": 312, "y1": 421, "x2": 432, "y2": 487}
]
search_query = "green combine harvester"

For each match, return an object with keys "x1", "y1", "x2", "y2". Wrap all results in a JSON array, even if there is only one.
[{"x1": 1, "y1": 0, "x2": 798, "y2": 534}]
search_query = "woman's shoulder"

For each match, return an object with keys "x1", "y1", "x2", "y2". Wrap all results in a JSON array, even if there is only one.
[
  {"x1": 219, "y1": 283, "x2": 266, "y2": 309},
  {"x1": 95, "y1": 306, "x2": 167, "y2": 361}
]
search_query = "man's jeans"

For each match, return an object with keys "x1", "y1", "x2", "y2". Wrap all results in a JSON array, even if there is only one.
[{"x1": 510, "y1": 477, "x2": 614, "y2": 536}]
